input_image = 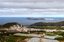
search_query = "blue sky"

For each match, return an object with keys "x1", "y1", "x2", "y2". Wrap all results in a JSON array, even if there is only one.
[{"x1": 0, "y1": 0, "x2": 64, "y2": 17}]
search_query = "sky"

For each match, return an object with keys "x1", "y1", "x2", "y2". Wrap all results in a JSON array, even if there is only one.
[{"x1": 0, "y1": 0, "x2": 64, "y2": 17}]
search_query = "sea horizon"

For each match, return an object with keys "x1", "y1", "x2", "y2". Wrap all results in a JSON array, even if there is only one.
[{"x1": 0, "y1": 17, "x2": 64, "y2": 25}]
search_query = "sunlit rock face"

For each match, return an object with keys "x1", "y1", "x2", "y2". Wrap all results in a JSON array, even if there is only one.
[
  {"x1": 8, "y1": 25, "x2": 22, "y2": 32},
  {"x1": 21, "y1": 27, "x2": 29, "y2": 32},
  {"x1": 9, "y1": 25, "x2": 29, "y2": 32}
]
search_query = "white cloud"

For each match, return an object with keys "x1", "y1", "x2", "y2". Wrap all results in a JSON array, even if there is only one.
[
  {"x1": 0, "y1": 0, "x2": 64, "y2": 2},
  {"x1": 0, "y1": 8, "x2": 64, "y2": 17},
  {"x1": 0, "y1": 2, "x2": 64, "y2": 8},
  {"x1": 0, "y1": 0, "x2": 64, "y2": 17}
]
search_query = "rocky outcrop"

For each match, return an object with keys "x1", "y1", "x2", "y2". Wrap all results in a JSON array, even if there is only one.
[{"x1": 0, "y1": 22, "x2": 23, "y2": 33}]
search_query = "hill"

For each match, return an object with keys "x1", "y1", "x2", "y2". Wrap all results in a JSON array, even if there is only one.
[
  {"x1": 28, "y1": 21, "x2": 64, "y2": 29},
  {"x1": 30, "y1": 21, "x2": 64, "y2": 26},
  {"x1": 0, "y1": 22, "x2": 23, "y2": 28}
]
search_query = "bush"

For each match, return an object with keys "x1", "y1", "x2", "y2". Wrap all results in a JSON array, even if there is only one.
[{"x1": 55, "y1": 37, "x2": 64, "y2": 40}]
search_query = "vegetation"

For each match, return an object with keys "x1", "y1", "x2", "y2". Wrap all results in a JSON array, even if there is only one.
[
  {"x1": 0, "y1": 34, "x2": 29, "y2": 42},
  {"x1": 28, "y1": 21, "x2": 64, "y2": 29},
  {"x1": 55, "y1": 32, "x2": 64, "y2": 40},
  {"x1": 0, "y1": 22, "x2": 24, "y2": 29},
  {"x1": 30, "y1": 21, "x2": 64, "y2": 26},
  {"x1": 29, "y1": 26, "x2": 64, "y2": 30},
  {"x1": 3, "y1": 22, "x2": 22, "y2": 28},
  {"x1": 30, "y1": 31, "x2": 46, "y2": 34},
  {"x1": 0, "y1": 22, "x2": 64, "y2": 42},
  {"x1": 46, "y1": 32, "x2": 57, "y2": 36}
]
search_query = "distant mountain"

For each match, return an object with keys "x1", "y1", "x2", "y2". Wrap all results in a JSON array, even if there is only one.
[
  {"x1": 29, "y1": 21, "x2": 64, "y2": 26},
  {"x1": 27, "y1": 17, "x2": 45, "y2": 20}
]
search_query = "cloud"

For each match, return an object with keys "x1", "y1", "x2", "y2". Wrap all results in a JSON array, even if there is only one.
[
  {"x1": 0, "y1": 0, "x2": 64, "y2": 2},
  {"x1": 0, "y1": 8, "x2": 64, "y2": 17},
  {"x1": 0, "y1": 0, "x2": 64, "y2": 17},
  {"x1": 0, "y1": 2, "x2": 64, "y2": 9}
]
